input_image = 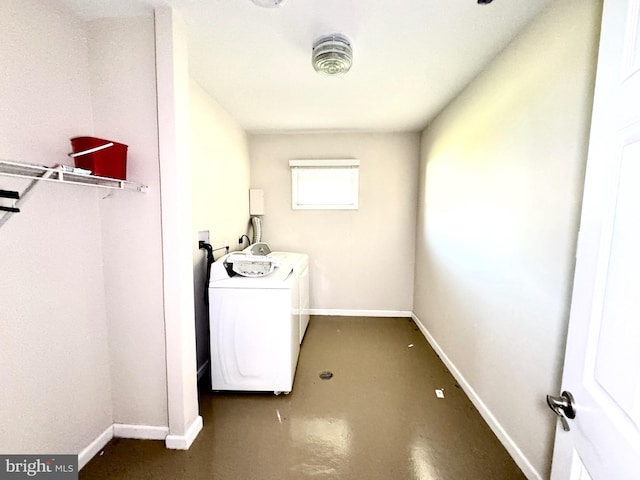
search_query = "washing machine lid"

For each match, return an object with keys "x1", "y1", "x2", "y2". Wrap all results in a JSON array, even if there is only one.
[
  {"x1": 226, "y1": 252, "x2": 279, "y2": 277},
  {"x1": 209, "y1": 258, "x2": 294, "y2": 288}
]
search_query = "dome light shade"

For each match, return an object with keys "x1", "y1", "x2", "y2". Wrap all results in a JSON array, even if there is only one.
[
  {"x1": 312, "y1": 34, "x2": 353, "y2": 75},
  {"x1": 250, "y1": 0, "x2": 287, "y2": 7}
]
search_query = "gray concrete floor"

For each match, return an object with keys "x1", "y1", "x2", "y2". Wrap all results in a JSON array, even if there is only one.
[{"x1": 80, "y1": 316, "x2": 526, "y2": 479}]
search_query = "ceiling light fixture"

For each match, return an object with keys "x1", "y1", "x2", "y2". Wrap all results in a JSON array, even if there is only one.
[
  {"x1": 250, "y1": 0, "x2": 287, "y2": 7},
  {"x1": 312, "y1": 34, "x2": 353, "y2": 75}
]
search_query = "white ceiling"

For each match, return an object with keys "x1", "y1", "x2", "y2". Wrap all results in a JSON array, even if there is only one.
[{"x1": 61, "y1": 0, "x2": 553, "y2": 133}]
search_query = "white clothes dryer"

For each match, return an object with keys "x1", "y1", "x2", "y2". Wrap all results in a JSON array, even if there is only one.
[
  {"x1": 243, "y1": 243, "x2": 310, "y2": 344},
  {"x1": 269, "y1": 251, "x2": 310, "y2": 343}
]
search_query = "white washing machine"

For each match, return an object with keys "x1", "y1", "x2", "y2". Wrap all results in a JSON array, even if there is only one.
[{"x1": 208, "y1": 246, "x2": 309, "y2": 394}]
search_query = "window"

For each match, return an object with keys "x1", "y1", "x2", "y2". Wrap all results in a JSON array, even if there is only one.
[{"x1": 289, "y1": 159, "x2": 359, "y2": 210}]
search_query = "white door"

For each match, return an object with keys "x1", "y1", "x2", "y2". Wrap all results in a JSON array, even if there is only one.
[{"x1": 549, "y1": 0, "x2": 640, "y2": 478}]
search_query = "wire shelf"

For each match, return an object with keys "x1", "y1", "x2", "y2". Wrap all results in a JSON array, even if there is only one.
[{"x1": 0, "y1": 159, "x2": 148, "y2": 193}]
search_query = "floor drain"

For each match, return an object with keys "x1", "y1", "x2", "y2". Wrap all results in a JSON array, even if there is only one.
[{"x1": 319, "y1": 371, "x2": 333, "y2": 380}]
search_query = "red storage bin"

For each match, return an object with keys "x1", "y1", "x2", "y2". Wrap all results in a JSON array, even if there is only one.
[{"x1": 70, "y1": 136, "x2": 128, "y2": 180}]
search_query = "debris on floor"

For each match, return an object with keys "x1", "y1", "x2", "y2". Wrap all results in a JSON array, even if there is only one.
[
  {"x1": 319, "y1": 370, "x2": 333, "y2": 380},
  {"x1": 408, "y1": 343, "x2": 414, "y2": 348},
  {"x1": 435, "y1": 389, "x2": 445, "y2": 398}
]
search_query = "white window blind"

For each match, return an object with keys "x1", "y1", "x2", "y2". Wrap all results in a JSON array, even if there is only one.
[{"x1": 289, "y1": 159, "x2": 359, "y2": 210}]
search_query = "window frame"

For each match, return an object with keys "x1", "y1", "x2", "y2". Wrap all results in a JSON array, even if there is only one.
[{"x1": 289, "y1": 159, "x2": 360, "y2": 210}]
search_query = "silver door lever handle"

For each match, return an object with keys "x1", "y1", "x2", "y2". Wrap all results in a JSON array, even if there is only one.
[{"x1": 546, "y1": 391, "x2": 576, "y2": 432}]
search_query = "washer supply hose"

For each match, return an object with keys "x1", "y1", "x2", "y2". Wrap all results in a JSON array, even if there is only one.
[
  {"x1": 199, "y1": 241, "x2": 216, "y2": 306},
  {"x1": 199, "y1": 241, "x2": 231, "y2": 305}
]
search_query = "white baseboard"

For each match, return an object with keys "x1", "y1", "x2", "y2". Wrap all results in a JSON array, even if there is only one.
[
  {"x1": 79, "y1": 422, "x2": 172, "y2": 470},
  {"x1": 113, "y1": 423, "x2": 169, "y2": 440},
  {"x1": 78, "y1": 425, "x2": 113, "y2": 470},
  {"x1": 165, "y1": 415, "x2": 203, "y2": 450},
  {"x1": 309, "y1": 309, "x2": 412, "y2": 318},
  {"x1": 411, "y1": 313, "x2": 542, "y2": 480}
]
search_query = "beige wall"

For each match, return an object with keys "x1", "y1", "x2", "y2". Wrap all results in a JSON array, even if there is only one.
[
  {"x1": 89, "y1": 16, "x2": 167, "y2": 428},
  {"x1": 155, "y1": 7, "x2": 201, "y2": 446},
  {"x1": 249, "y1": 133, "x2": 419, "y2": 314},
  {"x1": 190, "y1": 79, "x2": 251, "y2": 376},
  {"x1": 0, "y1": 0, "x2": 112, "y2": 454},
  {"x1": 413, "y1": 0, "x2": 602, "y2": 478},
  {"x1": 0, "y1": 2, "x2": 175, "y2": 456}
]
